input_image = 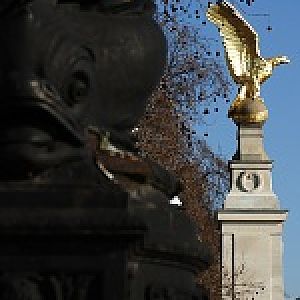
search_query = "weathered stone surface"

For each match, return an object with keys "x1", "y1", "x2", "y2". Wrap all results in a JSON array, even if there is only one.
[{"x1": 219, "y1": 124, "x2": 287, "y2": 300}]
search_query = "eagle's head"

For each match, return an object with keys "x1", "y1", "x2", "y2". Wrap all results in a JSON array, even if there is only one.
[{"x1": 271, "y1": 56, "x2": 290, "y2": 67}]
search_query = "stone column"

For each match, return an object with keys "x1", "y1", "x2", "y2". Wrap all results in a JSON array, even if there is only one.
[{"x1": 218, "y1": 124, "x2": 288, "y2": 300}]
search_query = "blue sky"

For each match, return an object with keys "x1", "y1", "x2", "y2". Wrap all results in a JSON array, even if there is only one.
[{"x1": 199, "y1": 0, "x2": 299, "y2": 297}]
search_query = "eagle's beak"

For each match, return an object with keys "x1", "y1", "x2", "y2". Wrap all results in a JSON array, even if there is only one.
[{"x1": 278, "y1": 56, "x2": 290, "y2": 64}]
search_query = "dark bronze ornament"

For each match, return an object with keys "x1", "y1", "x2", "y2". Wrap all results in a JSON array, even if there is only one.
[
  {"x1": 0, "y1": 0, "x2": 170, "y2": 193},
  {"x1": 0, "y1": 2, "x2": 211, "y2": 300}
]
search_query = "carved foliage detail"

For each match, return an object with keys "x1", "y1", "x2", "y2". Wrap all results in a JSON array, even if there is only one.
[{"x1": 0, "y1": 273, "x2": 102, "y2": 300}]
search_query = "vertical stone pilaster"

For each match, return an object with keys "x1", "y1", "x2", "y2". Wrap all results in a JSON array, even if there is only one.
[{"x1": 218, "y1": 124, "x2": 288, "y2": 300}]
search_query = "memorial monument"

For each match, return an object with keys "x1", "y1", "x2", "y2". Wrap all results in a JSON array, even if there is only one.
[
  {"x1": 207, "y1": 1, "x2": 288, "y2": 299},
  {"x1": 0, "y1": 0, "x2": 211, "y2": 299}
]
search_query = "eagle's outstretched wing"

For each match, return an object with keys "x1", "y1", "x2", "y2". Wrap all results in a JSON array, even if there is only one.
[{"x1": 206, "y1": 0, "x2": 261, "y2": 83}]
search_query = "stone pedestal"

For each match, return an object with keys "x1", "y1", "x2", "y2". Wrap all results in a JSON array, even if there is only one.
[
  {"x1": 0, "y1": 184, "x2": 211, "y2": 300},
  {"x1": 218, "y1": 125, "x2": 288, "y2": 300}
]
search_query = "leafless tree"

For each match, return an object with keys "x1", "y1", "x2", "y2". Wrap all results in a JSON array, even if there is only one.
[
  {"x1": 137, "y1": 0, "x2": 257, "y2": 298},
  {"x1": 222, "y1": 263, "x2": 266, "y2": 299}
]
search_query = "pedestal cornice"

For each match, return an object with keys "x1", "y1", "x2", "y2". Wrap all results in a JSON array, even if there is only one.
[{"x1": 217, "y1": 209, "x2": 288, "y2": 222}]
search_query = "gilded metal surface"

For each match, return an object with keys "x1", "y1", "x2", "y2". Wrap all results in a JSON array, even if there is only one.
[{"x1": 206, "y1": 0, "x2": 289, "y2": 125}]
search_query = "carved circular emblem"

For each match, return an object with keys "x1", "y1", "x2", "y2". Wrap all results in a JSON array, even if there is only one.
[{"x1": 236, "y1": 171, "x2": 261, "y2": 192}]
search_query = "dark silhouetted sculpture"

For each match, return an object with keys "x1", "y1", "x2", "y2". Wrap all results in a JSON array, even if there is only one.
[{"x1": 0, "y1": 1, "x2": 211, "y2": 299}]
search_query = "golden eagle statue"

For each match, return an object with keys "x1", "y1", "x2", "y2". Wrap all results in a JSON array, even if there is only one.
[{"x1": 206, "y1": 0, "x2": 290, "y2": 124}]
